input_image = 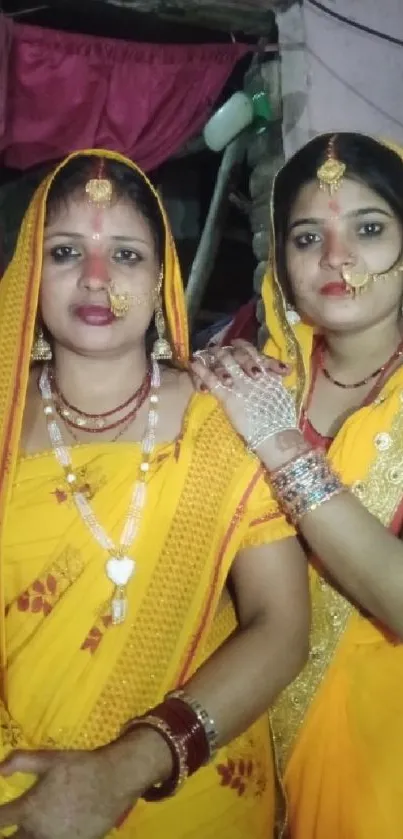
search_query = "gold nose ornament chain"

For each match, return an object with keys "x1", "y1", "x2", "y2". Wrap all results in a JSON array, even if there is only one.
[
  {"x1": 85, "y1": 163, "x2": 132, "y2": 318},
  {"x1": 317, "y1": 135, "x2": 403, "y2": 296},
  {"x1": 107, "y1": 284, "x2": 131, "y2": 318}
]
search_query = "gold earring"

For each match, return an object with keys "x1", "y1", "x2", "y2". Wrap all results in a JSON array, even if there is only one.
[
  {"x1": 152, "y1": 268, "x2": 172, "y2": 361},
  {"x1": 31, "y1": 326, "x2": 52, "y2": 363}
]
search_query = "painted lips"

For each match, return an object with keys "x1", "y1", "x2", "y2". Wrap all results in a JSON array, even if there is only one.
[
  {"x1": 320, "y1": 282, "x2": 350, "y2": 297},
  {"x1": 74, "y1": 305, "x2": 115, "y2": 325}
]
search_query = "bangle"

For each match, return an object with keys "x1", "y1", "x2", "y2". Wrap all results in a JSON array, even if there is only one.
[
  {"x1": 167, "y1": 690, "x2": 218, "y2": 762},
  {"x1": 159, "y1": 697, "x2": 211, "y2": 775},
  {"x1": 270, "y1": 449, "x2": 345, "y2": 524},
  {"x1": 124, "y1": 694, "x2": 214, "y2": 802},
  {"x1": 124, "y1": 714, "x2": 188, "y2": 800}
]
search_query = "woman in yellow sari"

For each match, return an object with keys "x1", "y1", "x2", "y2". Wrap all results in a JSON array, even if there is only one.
[
  {"x1": 0, "y1": 149, "x2": 309, "y2": 839},
  {"x1": 192, "y1": 133, "x2": 403, "y2": 838}
]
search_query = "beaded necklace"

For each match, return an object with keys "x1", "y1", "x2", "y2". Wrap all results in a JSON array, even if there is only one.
[{"x1": 39, "y1": 360, "x2": 160, "y2": 624}]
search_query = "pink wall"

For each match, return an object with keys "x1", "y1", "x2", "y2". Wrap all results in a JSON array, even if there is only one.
[{"x1": 278, "y1": 0, "x2": 403, "y2": 156}]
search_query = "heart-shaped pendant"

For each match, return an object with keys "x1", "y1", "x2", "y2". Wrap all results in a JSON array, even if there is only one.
[{"x1": 106, "y1": 556, "x2": 135, "y2": 586}]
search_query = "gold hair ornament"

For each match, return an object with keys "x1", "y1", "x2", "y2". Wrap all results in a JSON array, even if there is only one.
[
  {"x1": 317, "y1": 135, "x2": 346, "y2": 195},
  {"x1": 85, "y1": 159, "x2": 113, "y2": 206}
]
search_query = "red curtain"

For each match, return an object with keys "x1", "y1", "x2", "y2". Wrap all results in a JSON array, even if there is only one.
[
  {"x1": 1, "y1": 23, "x2": 250, "y2": 171},
  {"x1": 0, "y1": 15, "x2": 13, "y2": 140}
]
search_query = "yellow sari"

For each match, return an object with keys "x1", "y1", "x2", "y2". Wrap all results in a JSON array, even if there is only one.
[
  {"x1": 0, "y1": 150, "x2": 294, "y2": 838},
  {"x1": 262, "y1": 136, "x2": 403, "y2": 839}
]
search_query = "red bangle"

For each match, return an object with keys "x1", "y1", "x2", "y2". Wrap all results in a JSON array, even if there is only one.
[
  {"x1": 124, "y1": 715, "x2": 188, "y2": 801},
  {"x1": 124, "y1": 697, "x2": 211, "y2": 802},
  {"x1": 154, "y1": 697, "x2": 210, "y2": 774}
]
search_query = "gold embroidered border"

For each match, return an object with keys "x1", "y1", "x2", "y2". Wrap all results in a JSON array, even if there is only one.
[
  {"x1": 270, "y1": 394, "x2": 403, "y2": 773},
  {"x1": 267, "y1": 172, "x2": 307, "y2": 415}
]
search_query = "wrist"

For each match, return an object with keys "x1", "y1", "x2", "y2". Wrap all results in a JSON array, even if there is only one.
[
  {"x1": 255, "y1": 429, "x2": 310, "y2": 471},
  {"x1": 270, "y1": 448, "x2": 345, "y2": 524},
  {"x1": 108, "y1": 726, "x2": 174, "y2": 798}
]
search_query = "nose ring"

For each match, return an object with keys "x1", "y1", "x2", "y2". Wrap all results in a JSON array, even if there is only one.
[{"x1": 107, "y1": 283, "x2": 131, "y2": 318}]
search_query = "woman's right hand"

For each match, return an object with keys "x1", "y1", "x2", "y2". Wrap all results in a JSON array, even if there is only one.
[
  {"x1": 0, "y1": 728, "x2": 172, "y2": 839},
  {"x1": 190, "y1": 340, "x2": 306, "y2": 468}
]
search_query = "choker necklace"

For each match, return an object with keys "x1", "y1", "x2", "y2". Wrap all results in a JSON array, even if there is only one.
[
  {"x1": 39, "y1": 360, "x2": 161, "y2": 625},
  {"x1": 49, "y1": 368, "x2": 151, "y2": 433},
  {"x1": 321, "y1": 340, "x2": 403, "y2": 389}
]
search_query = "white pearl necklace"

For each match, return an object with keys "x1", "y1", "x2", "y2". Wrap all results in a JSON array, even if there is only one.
[{"x1": 39, "y1": 361, "x2": 160, "y2": 624}]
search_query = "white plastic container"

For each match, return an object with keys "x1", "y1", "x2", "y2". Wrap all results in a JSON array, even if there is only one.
[{"x1": 203, "y1": 91, "x2": 253, "y2": 152}]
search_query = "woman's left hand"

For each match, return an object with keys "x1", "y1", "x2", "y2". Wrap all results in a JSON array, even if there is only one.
[{"x1": 0, "y1": 742, "x2": 142, "y2": 839}]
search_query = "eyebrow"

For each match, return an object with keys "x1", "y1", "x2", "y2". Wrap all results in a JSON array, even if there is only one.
[
  {"x1": 44, "y1": 232, "x2": 150, "y2": 245},
  {"x1": 289, "y1": 207, "x2": 393, "y2": 231}
]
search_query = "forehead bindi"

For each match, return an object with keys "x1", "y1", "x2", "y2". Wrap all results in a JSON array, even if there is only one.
[
  {"x1": 91, "y1": 207, "x2": 104, "y2": 242},
  {"x1": 45, "y1": 194, "x2": 157, "y2": 250},
  {"x1": 328, "y1": 199, "x2": 341, "y2": 215},
  {"x1": 292, "y1": 178, "x2": 392, "y2": 220}
]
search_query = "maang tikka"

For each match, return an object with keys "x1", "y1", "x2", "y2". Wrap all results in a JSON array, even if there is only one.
[
  {"x1": 152, "y1": 268, "x2": 172, "y2": 361},
  {"x1": 85, "y1": 158, "x2": 113, "y2": 207},
  {"x1": 316, "y1": 135, "x2": 346, "y2": 196}
]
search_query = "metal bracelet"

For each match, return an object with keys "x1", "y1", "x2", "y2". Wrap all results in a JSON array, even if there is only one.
[
  {"x1": 270, "y1": 449, "x2": 345, "y2": 524},
  {"x1": 167, "y1": 690, "x2": 218, "y2": 762}
]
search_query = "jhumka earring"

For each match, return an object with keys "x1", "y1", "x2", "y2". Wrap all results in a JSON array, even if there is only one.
[
  {"x1": 316, "y1": 135, "x2": 346, "y2": 196},
  {"x1": 152, "y1": 268, "x2": 173, "y2": 361},
  {"x1": 31, "y1": 325, "x2": 52, "y2": 363}
]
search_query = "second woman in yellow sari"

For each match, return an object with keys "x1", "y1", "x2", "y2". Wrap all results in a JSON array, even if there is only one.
[
  {"x1": 0, "y1": 150, "x2": 309, "y2": 838},
  {"x1": 192, "y1": 132, "x2": 403, "y2": 839}
]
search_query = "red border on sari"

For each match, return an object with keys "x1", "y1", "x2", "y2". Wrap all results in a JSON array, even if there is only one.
[{"x1": 177, "y1": 467, "x2": 264, "y2": 684}]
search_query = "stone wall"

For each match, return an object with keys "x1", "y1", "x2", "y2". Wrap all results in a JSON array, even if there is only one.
[{"x1": 244, "y1": 56, "x2": 284, "y2": 346}]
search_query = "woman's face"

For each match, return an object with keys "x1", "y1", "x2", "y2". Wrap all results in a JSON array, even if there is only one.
[
  {"x1": 40, "y1": 190, "x2": 160, "y2": 358},
  {"x1": 285, "y1": 176, "x2": 403, "y2": 332}
]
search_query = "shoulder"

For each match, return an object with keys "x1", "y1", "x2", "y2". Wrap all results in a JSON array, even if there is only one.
[
  {"x1": 161, "y1": 365, "x2": 194, "y2": 400},
  {"x1": 164, "y1": 369, "x2": 256, "y2": 461}
]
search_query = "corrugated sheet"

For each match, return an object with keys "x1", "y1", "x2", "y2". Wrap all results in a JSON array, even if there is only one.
[{"x1": 101, "y1": 0, "x2": 290, "y2": 34}]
